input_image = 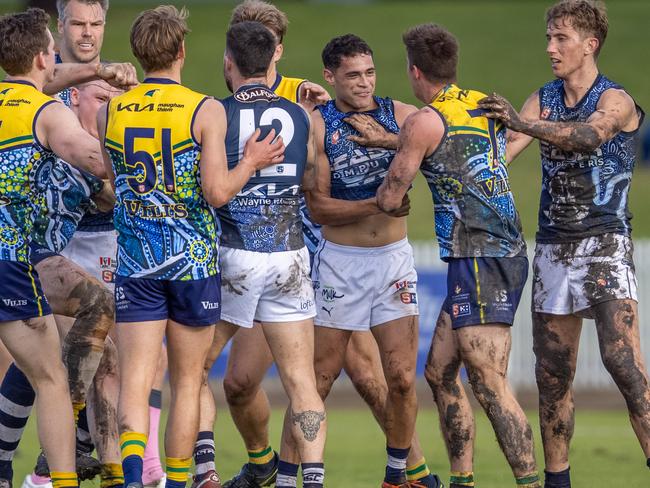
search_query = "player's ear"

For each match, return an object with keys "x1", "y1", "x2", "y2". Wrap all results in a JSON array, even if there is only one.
[
  {"x1": 273, "y1": 43, "x2": 283, "y2": 64},
  {"x1": 69, "y1": 86, "x2": 80, "y2": 106},
  {"x1": 35, "y1": 50, "x2": 47, "y2": 72},
  {"x1": 323, "y1": 68, "x2": 335, "y2": 87},
  {"x1": 57, "y1": 17, "x2": 64, "y2": 36},
  {"x1": 584, "y1": 36, "x2": 599, "y2": 56},
  {"x1": 178, "y1": 40, "x2": 186, "y2": 61}
]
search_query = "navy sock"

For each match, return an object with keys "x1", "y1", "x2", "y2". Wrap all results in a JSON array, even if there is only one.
[
  {"x1": 76, "y1": 406, "x2": 94, "y2": 453},
  {"x1": 122, "y1": 455, "x2": 143, "y2": 486},
  {"x1": 544, "y1": 467, "x2": 570, "y2": 488},
  {"x1": 148, "y1": 390, "x2": 162, "y2": 409},
  {"x1": 385, "y1": 446, "x2": 409, "y2": 484},
  {"x1": 302, "y1": 462, "x2": 324, "y2": 488},
  {"x1": 0, "y1": 363, "x2": 35, "y2": 480},
  {"x1": 193, "y1": 431, "x2": 215, "y2": 476},
  {"x1": 647, "y1": 458, "x2": 650, "y2": 469},
  {"x1": 276, "y1": 461, "x2": 299, "y2": 488}
]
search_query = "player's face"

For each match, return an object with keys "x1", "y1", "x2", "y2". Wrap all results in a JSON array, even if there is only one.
[
  {"x1": 72, "y1": 80, "x2": 121, "y2": 138},
  {"x1": 546, "y1": 17, "x2": 596, "y2": 78},
  {"x1": 325, "y1": 54, "x2": 376, "y2": 111},
  {"x1": 58, "y1": 0, "x2": 105, "y2": 63}
]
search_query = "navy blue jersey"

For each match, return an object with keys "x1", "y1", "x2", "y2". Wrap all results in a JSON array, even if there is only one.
[
  {"x1": 537, "y1": 74, "x2": 644, "y2": 243},
  {"x1": 218, "y1": 84, "x2": 309, "y2": 252},
  {"x1": 318, "y1": 97, "x2": 399, "y2": 201}
]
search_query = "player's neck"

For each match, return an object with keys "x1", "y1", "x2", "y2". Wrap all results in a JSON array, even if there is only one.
[
  {"x1": 233, "y1": 75, "x2": 268, "y2": 92},
  {"x1": 4, "y1": 73, "x2": 44, "y2": 92},
  {"x1": 423, "y1": 82, "x2": 448, "y2": 104},
  {"x1": 561, "y1": 62, "x2": 599, "y2": 107},
  {"x1": 266, "y1": 65, "x2": 278, "y2": 88},
  {"x1": 145, "y1": 69, "x2": 181, "y2": 84}
]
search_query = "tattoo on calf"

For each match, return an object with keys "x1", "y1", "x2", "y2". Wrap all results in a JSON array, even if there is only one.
[{"x1": 291, "y1": 409, "x2": 326, "y2": 442}]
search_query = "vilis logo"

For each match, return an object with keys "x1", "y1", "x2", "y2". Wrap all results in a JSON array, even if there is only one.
[
  {"x1": 144, "y1": 89, "x2": 160, "y2": 97},
  {"x1": 0, "y1": 195, "x2": 10, "y2": 207},
  {"x1": 331, "y1": 129, "x2": 340, "y2": 145},
  {"x1": 201, "y1": 301, "x2": 219, "y2": 310},
  {"x1": 3, "y1": 298, "x2": 27, "y2": 307},
  {"x1": 541, "y1": 107, "x2": 551, "y2": 119}
]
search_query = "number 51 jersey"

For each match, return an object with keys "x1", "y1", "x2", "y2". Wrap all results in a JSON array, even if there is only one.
[
  {"x1": 104, "y1": 78, "x2": 218, "y2": 281},
  {"x1": 218, "y1": 84, "x2": 309, "y2": 252}
]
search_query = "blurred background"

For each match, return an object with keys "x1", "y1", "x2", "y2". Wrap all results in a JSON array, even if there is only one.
[{"x1": 3, "y1": 1, "x2": 650, "y2": 486}]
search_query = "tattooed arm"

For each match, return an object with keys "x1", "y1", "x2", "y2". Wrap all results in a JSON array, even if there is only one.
[
  {"x1": 479, "y1": 89, "x2": 639, "y2": 154},
  {"x1": 376, "y1": 108, "x2": 444, "y2": 212},
  {"x1": 344, "y1": 100, "x2": 418, "y2": 149}
]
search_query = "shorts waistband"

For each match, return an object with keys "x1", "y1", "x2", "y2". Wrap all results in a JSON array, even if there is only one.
[{"x1": 322, "y1": 237, "x2": 410, "y2": 256}]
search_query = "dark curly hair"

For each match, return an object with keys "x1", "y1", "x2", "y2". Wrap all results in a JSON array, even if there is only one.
[
  {"x1": 402, "y1": 23, "x2": 458, "y2": 84},
  {"x1": 546, "y1": 0, "x2": 608, "y2": 56},
  {"x1": 321, "y1": 34, "x2": 373, "y2": 71},
  {"x1": 0, "y1": 8, "x2": 51, "y2": 76}
]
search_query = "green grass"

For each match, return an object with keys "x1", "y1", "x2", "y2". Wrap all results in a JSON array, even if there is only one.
[
  {"x1": 11, "y1": 406, "x2": 649, "y2": 487},
  {"x1": 3, "y1": 0, "x2": 650, "y2": 239}
]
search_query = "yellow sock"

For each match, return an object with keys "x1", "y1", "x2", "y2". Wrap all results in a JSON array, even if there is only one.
[
  {"x1": 450, "y1": 471, "x2": 474, "y2": 487},
  {"x1": 247, "y1": 445, "x2": 274, "y2": 465},
  {"x1": 120, "y1": 431, "x2": 147, "y2": 460},
  {"x1": 406, "y1": 458, "x2": 431, "y2": 481},
  {"x1": 51, "y1": 471, "x2": 78, "y2": 488},
  {"x1": 72, "y1": 402, "x2": 85, "y2": 423},
  {"x1": 166, "y1": 457, "x2": 192, "y2": 485},
  {"x1": 100, "y1": 463, "x2": 125, "y2": 488}
]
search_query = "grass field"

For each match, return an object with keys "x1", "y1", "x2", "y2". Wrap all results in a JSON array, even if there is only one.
[
  {"x1": 3, "y1": 0, "x2": 650, "y2": 240},
  {"x1": 10, "y1": 404, "x2": 649, "y2": 487}
]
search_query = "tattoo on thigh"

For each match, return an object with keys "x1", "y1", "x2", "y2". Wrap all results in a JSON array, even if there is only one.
[{"x1": 291, "y1": 409, "x2": 326, "y2": 442}]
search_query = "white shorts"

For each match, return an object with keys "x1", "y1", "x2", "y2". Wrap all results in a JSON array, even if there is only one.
[
  {"x1": 60, "y1": 230, "x2": 118, "y2": 291},
  {"x1": 532, "y1": 233, "x2": 637, "y2": 316},
  {"x1": 312, "y1": 238, "x2": 418, "y2": 331},
  {"x1": 220, "y1": 246, "x2": 316, "y2": 328}
]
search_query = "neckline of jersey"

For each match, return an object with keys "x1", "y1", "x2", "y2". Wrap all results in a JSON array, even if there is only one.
[
  {"x1": 560, "y1": 73, "x2": 602, "y2": 110},
  {"x1": 1, "y1": 79, "x2": 36, "y2": 89},
  {"x1": 143, "y1": 77, "x2": 179, "y2": 85}
]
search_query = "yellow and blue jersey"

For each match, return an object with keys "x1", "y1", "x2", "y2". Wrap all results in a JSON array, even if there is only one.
[
  {"x1": 0, "y1": 81, "x2": 57, "y2": 263},
  {"x1": 422, "y1": 84, "x2": 525, "y2": 259},
  {"x1": 105, "y1": 78, "x2": 218, "y2": 280},
  {"x1": 270, "y1": 73, "x2": 304, "y2": 104}
]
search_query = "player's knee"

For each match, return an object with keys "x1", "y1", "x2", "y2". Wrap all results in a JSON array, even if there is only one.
[
  {"x1": 385, "y1": 367, "x2": 415, "y2": 398},
  {"x1": 535, "y1": 357, "x2": 573, "y2": 401},
  {"x1": 351, "y1": 375, "x2": 386, "y2": 408},
  {"x1": 223, "y1": 373, "x2": 260, "y2": 406},
  {"x1": 315, "y1": 369, "x2": 339, "y2": 399},
  {"x1": 601, "y1": 344, "x2": 643, "y2": 389},
  {"x1": 29, "y1": 358, "x2": 67, "y2": 392},
  {"x1": 465, "y1": 365, "x2": 503, "y2": 405}
]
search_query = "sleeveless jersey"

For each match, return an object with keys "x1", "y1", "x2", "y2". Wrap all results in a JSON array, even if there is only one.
[
  {"x1": 0, "y1": 81, "x2": 57, "y2": 263},
  {"x1": 537, "y1": 74, "x2": 644, "y2": 243},
  {"x1": 105, "y1": 78, "x2": 218, "y2": 280},
  {"x1": 318, "y1": 97, "x2": 399, "y2": 201},
  {"x1": 422, "y1": 84, "x2": 526, "y2": 259},
  {"x1": 271, "y1": 73, "x2": 322, "y2": 255},
  {"x1": 218, "y1": 83, "x2": 309, "y2": 252}
]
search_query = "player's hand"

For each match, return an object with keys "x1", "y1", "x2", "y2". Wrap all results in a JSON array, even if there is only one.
[
  {"x1": 298, "y1": 81, "x2": 331, "y2": 111},
  {"x1": 242, "y1": 128, "x2": 285, "y2": 170},
  {"x1": 344, "y1": 114, "x2": 398, "y2": 149},
  {"x1": 91, "y1": 180, "x2": 116, "y2": 213},
  {"x1": 478, "y1": 93, "x2": 524, "y2": 131},
  {"x1": 96, "y1": 63, "x2": 139, "y2": 90},
  {"x1": 383, "y1": 193, "x2": 410, "y2": 218}
]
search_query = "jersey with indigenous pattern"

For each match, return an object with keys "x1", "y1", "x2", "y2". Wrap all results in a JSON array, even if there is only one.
[
  {"x1": 271, "y1": 73, "x2": 322, "y2": 255},
  {"x1": 218, "y1": 83, "x2": 309, "y2": 252},
  {"x1": 537, "y1": 74, "x2": 643, "y2": 243},
  {"x1": 0, "y1": 81, "x2": 57, "y2": 262},
  {"x1": 423, "y1": 84, "x2": 525, "y2": 259},
  {"x1": 105, "y1": 78, "x2": 217, "y2": 280},
  {"x1": 318, "y1": 97, "x2": 399, "y2": 201}
]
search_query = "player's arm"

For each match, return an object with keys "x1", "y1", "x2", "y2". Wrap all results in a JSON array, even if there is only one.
[
  {"x1": 306, "y1": 111, "x2": 389, "y2": 225},
  {"x1": 195, "y1": 98, "x2": 285, "y2": 208},
  {"x1": 377, "y1": 108, "x2": 444, "y2": 212},
  {"x1": 297, "y1": 81, "x2": 331, "y2": 112},
  {"x1": 344, "y1": 100, "x2": 418, "y2": 149},
  {"x1": 301, "y1": 109, "x2": 318, "y2": 193},
  {"x1": 96, "y1": 103, "x2": 115, "y2": 189},
  {"x1": 504, "y1": 91, "x2": 539, "y2": 164},
  {"x1": 37, "y1": 101, "x2": 106, "y2": 177},
  {"x1": 44, "y1": 62, "x2": 139, "y2": 95},
  {"x1": 479, "y1": 89, "x2": 638, "y2": 153}
]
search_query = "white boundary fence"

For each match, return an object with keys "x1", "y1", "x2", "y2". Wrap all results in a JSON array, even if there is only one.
[{"x1": 411, "y1": 240, "x2": 650, "y2": 390}]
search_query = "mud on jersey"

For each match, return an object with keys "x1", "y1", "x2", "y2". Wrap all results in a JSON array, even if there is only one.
[{"x1": 537, "y1": 74, "x2": 644, "y2": 243}]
